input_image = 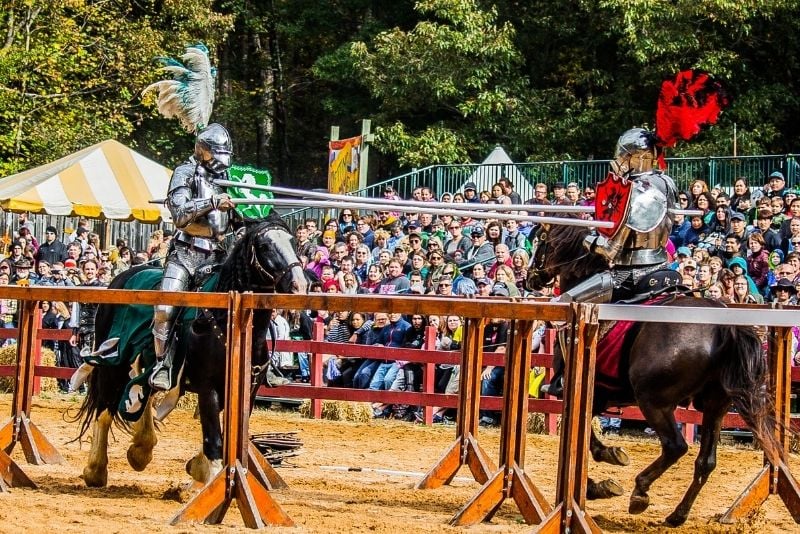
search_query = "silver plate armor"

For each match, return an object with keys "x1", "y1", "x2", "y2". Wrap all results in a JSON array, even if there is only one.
[
  {"x1": 153, "y1": 139, "x2": 235, "y2": 390},
  {"x1": 586, "y1": 169, "x2": 676, "y2": 268},
  {"x1": 627, "y1": 174, "x2": 669, "y2": 233}
]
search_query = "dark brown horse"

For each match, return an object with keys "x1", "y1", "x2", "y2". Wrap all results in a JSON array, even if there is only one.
[{"x1": 533, "y1": 221, "x2": 783, "y2": 526}]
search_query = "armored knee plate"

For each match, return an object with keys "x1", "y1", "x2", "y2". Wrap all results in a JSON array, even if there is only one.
[{"x1": 557, "y1": 272, "x2": 614, "y2": 304}]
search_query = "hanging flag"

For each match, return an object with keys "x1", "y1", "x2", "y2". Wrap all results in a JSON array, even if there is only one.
[{"x1": 227, "y1": 165, "x2": 273, "y2": 220}]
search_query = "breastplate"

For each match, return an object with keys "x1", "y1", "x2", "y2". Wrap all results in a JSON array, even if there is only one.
[{"x1": 182, "y1": 168, "x2": 230, "y2": 240}]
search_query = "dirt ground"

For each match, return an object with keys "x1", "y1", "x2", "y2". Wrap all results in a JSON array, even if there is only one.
[{"x1": 0, "y1": 394, "x2": 796, "y2": 534}]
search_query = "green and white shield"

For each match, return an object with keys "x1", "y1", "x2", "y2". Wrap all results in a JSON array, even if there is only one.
[{"x1": 227, "y1": 165, "x2": 274, "y2": 220}]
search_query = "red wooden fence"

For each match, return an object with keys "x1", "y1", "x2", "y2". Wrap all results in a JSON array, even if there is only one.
[{"x1": 2, "y1": 325, "x2": 798, "y2": 435}]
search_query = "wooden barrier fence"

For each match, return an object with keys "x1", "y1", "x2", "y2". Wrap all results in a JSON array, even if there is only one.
[{"x1": 0, "y1": 286, "x2": 798, "y2": 531}]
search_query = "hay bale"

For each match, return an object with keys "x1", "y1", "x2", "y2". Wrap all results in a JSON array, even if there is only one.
[
  {"x1": 299, "y1": 399, "x2": 372, "y2": 422},
  {"x1": 150, "y1": 390, "x2": 199, "y2": 414},
  {"x1": 527, "y1": 412, "x2": 563, "y2": 434},
  {"x1": 176, "y1": 392, "x2": 199, "y2": 412},
  {"x1": 0, "y1": 345, "x2": 58, "y2": 393},
  {"x1": 527, "y1": 413, "x2": 545, "y2": 434}
]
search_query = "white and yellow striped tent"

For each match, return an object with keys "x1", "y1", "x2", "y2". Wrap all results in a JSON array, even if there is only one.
[{"x1": 0, "y1": 140, "x2": 172, "y2": 223}]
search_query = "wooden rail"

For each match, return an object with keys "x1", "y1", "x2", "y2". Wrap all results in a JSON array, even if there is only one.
[{"x1": 0, "y1": 286, "x2": 798, "y2": 530}]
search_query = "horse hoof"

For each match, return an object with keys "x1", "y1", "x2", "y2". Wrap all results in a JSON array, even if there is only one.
[
  {"x1": 83, "y1": 466, "x2": 108, "y2": 488},
  {"x1": 587, "y1": 478, "x2": 624, "y2": 500},
  {"x1": 665, "y1": 511, "x2": 688, "y2": 527},
  {"x1": 186, "y1": 452, "x2": 211, "y2": 484},
  {"x1": 596, "y1": 446, "x2": 630, "y2": 466},
  {"x1": 629, "y1": 494, "x2": 650, "y2": 514},
  {"x1": 127, "y1": 445, "x2": 153, "y2": 472}
]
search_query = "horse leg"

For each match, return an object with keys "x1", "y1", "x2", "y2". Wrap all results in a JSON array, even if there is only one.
[
  {"x1": 629, "y1": 405, "x2": 688, "y2": 514},
  {"x1": 185, "y1": 389, "x2": 223, "y2": 485},
  {"x1": 590, "y1": 425, "x2": 630, "y2": 466},
  {"x1": 126, "y1": 396, "x2": 157, "y2": 471},
  {"x1": 585, "y1": 424, "x2": 628, "y2": 500},
  {"x1": 665, "y1": 391, "x2": 729, "y2": 526},
  {"x1": 83, "y1": 409, "x2": 113, "y2": 487}
]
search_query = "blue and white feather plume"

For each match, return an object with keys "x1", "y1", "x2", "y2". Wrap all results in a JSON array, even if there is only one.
[{"x1": 143, "y1": 43, "x2": 216, "y2": 133}]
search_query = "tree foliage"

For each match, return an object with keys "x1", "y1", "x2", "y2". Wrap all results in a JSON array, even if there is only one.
[
  {"x1": 2, "y1": 0, "x2": 800, "y2": 187},
  {"x1": 0, "y1": 0, "x2": 232, "y2": 176}
]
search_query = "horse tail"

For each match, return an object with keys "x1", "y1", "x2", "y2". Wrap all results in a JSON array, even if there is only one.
[{"x1": 715, "y1": 325, "x2": 784, "y2": 466}]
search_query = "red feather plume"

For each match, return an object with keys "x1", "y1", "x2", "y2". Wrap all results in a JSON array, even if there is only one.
[{"x1": 655, "y1": 70, "x2": 729, "y2": 150}]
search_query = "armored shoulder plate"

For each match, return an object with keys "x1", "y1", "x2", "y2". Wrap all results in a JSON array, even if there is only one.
[
  {"x1": 626, "y1": 171, "x2": 676, "y2": 233},
  {"x1": 167, "y1": 158, "x2": 198, "y2": 196}
]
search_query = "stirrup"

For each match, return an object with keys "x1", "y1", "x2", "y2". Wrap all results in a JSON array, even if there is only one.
[{"x1": 149, "y1": 361, "x2": 173, "y2": 391}]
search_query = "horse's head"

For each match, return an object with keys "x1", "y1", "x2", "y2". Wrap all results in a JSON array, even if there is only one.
[
  {"x1": 526, "y1": 219, "x2": 608, "y2": 293},
  {"x1": 228, "y1": 216, "x2": 308, "y2": 294}
]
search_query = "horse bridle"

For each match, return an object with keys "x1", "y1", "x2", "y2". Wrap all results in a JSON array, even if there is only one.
[
  {"x1": 528, "y1": 225, "x2": 590, "y2": 289},
  {"x1": 247, "y1": 224, "x2": 301, "y2": 389},
  {"x1": 249, "y1": 226, "x2": 302, "y2": 292}
]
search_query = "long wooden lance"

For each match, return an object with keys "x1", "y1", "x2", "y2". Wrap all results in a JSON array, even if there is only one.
[
  {"x1": 214, "y1": 179, "x2": 702, "y2": 217},
  {"x1": 214, "y1": 179, "x2": 594, "y2": 214},
  {"x1": 225, "y1": 196, "x2": 615, "y2": 229}
]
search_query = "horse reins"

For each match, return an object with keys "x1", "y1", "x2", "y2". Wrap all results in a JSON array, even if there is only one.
[
  {"x1": 530, "y1": 227, "x2": 590, "y2": 288},
  {"x1": 249, "y1": 226, "x2": 302, "y2": 292}
]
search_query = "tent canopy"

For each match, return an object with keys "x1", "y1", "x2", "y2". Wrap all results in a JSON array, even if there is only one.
[
  {"x1": 0, "y1": 140, "x2": 172, "y2": 223},
  {"x1": 461, "y1": 146, "x2": 533, "y2": 202}
]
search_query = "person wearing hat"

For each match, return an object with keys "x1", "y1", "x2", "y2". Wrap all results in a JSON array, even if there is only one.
[
  {"x1": 768, "y1": 170, "x2": 786, "y2": 199},
  {"x1": 463, "y1": 182, "x2": 480, "y2": 203},
  {"x1": 770, "y1": 278, "x2": 797, "y2": 305},
  {"x1": 552, "y1": 182, "x2": 566, "y2": 203},
  {"x1": 727, "y1": 211, "x2": 752, "y2": 254},
  {"x1": 11, "y1": 258, "x2": 37, "y2": 285},
  {"x1": 489, "y1": 281, "x2": 511, "y2": 297},
  {"x1": 475, "y1": 276, "x2": 493, "y2": 297},
  {"x1": 35, "y1": 225, "x2": 68, "y2": 267},
  {"x1": 458, "y1": 224, "x2": 494, "y2": 276}
]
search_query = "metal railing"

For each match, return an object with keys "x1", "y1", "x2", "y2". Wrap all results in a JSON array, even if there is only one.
[{"x1": 281, "y1": 154, "x2": 799, "y2": 230}]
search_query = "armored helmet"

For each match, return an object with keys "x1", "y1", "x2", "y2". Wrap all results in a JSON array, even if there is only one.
[
  {"x1": 615, "y1": 128, "x2": 657, "y2": 158},
  {"x1": 194, "y1": 123, "x2": 233, "y2": 173},
  {"x1": 612, "y1": 128, "x2": 658, "y2": 176}
]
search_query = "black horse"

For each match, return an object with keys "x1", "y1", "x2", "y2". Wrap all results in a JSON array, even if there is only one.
[
  {"x1": 533, "y1": 221, "x2": 783, "y2": 526},
  {"x1": 75, "y1": 214, "x2": 307, "y2": 487}
]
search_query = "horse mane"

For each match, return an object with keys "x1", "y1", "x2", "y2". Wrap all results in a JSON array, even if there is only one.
[
  {"x1": 544, "y1": 218, "x2": 609, "y2": 291},
  {"x1": 217, "y1": 212, "x2": 290, "y2": 292}
]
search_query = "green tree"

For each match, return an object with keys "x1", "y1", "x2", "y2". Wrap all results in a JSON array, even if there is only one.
[
  {"x1": 0, "y1": 1, "x2": 232, "y2": 176},
  {"x1": 327, "y1": 0, "x2": 529, "y2": 166}
]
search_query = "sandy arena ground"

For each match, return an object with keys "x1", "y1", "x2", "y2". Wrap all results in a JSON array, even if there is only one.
[{"x1": 0, "y1": 394, "x2": 796, "y2": 533}]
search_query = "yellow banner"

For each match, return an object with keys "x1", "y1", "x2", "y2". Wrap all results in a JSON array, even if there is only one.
[{"x1": 328, "y1": 135, "x2": 362, "y2": 194}]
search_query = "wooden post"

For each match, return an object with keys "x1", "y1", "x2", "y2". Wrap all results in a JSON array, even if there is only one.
[
  {"x1": 310, "y1": 321, "x2": 325, "y2": 419},
  {"x1": 450, "y1": 319, "x2": 552, "y2": 526},
  {"x1": 171, "y1": 292, "x2": 293, "y2": 527},
  {"x1": 720, "y1": 325, "x2": 800, "y2": 524},
  {"x1": 422, "y1": 325, "x2": 437, "y2": 425},
  {"x1": 543, "y1": 328, "x2": 558, "y2": 435},
  {"x1": 0, "y1": 299, "x2": 62, "y2": 473},
  {"x1": 536, "y1": 303, "x2": 601, "y2": 534},
  {"x1": 416, "y1": 318, "x2": 496, "y2": 489},
  {"x1": 358, "y1": 119, "x2": 372, "y2": 191}
]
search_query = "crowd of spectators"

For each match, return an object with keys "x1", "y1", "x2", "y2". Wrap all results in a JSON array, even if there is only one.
[
  {"x1": 0, "y1": 214, "x2": 173, "y2": 391},
  {"x1": 3, "y1": 172, "x2": 800, "y2": 414}
]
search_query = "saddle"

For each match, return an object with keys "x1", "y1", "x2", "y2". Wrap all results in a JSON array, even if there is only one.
[{"x1": 595, "y1": 291, "x2": 684, "y2": 391}]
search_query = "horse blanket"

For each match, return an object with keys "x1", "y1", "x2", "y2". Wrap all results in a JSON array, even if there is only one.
[{"x1": 82, "y1": 269, "x2": 217, "y2": 421}]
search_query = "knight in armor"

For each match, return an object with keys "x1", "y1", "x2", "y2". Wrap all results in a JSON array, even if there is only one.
[
  {"x1": 541, "y1": 128, "x2": 681, "y2": 397},
  {"x1": 150, "y1": 123, "x2": 237, "y2": 391},
  {"x1": 562, "y1": 128, "x2": 680, "y2": 304}
]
